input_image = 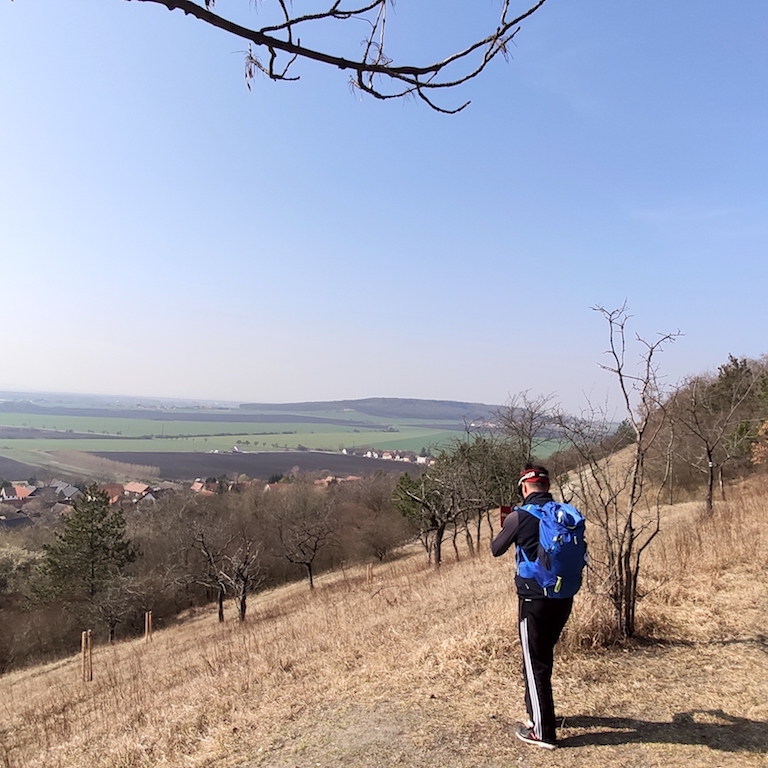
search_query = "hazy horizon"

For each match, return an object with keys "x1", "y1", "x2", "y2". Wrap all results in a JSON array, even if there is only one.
[{"x1": 0, "y1": 389, "x2": 503, "y2": 409}]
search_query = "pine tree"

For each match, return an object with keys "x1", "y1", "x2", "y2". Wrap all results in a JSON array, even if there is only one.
[{"x1": 39, "y1": 485, "x2": 137, "y2": 603}]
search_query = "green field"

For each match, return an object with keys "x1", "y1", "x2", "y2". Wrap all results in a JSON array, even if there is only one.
[
  {"x1": 0, "y1": 428, "x2": 464, "y2": 454},
  {"x1": 0, "y1": 396, "x2": 567, "y2": 484},
  {"x1": 0, "y1": 413, "x2": 383, "y2": 437},
  {"x1": 0, "y1": 398, "x2": 504, "y2": 479},
  {"x1": 0, "y1": 414, "x2": 467, "y2": 478}
]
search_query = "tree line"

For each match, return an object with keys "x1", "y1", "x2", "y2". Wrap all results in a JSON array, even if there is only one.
[{"x1": 0, "y1": 473, "x2": 414, "y2": 671}]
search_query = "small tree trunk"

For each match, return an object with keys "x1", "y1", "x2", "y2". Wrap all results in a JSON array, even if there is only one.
[
  {"x1": 433, "y1": 524, "x2": 446, "y2": 568},
  {"x1": 669, "y1": 468, "x2": 674, "y2": 506},
  {"x1": 464, "y1": 518, "x2": 476, "y2": 557},
  {"x1": 622, "y1": 553, "x2": 634, "y2": 639},
  {"x1": 419, "y1": 530, "x2": 432, "y2": 564},
  {"x1": 217, "y1": 587, "x2": 225, "y2": 622},
  {"x1": 706, "y1": 460, "x2": 715, "y2": 514}
]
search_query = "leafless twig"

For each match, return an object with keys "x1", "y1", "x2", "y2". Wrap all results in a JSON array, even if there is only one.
[{"x1": 126, "y1": 0, "x2": 551, "y2": 112}]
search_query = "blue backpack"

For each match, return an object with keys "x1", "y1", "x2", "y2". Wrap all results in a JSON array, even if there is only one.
[{"x1": 516, "y1": 501, "x2": 587, "y2": 599}]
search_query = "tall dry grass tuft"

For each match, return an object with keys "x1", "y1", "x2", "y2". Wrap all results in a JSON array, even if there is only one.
[
  {"x1": 639, "y1": 474, "x2": 768, "y2": 642},
  {"x1": 1, "y1": 478, "x2": 767, "y2": 767}
]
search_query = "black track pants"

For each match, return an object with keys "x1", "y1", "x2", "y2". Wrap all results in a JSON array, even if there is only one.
[{"x1": 518, "y1": 596, "x2": 573, "y2": 743}]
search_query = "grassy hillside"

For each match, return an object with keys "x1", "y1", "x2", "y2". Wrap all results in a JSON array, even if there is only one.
[{"x1": 1, "y1": 477, "x2": 766, "y2": 767}]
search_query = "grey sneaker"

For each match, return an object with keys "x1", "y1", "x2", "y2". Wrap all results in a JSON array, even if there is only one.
[{"x1": 515, "y1": 723, "x2": 557, "y2": 750}]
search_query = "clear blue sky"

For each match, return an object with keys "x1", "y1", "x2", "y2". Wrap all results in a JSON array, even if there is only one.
[{"x1": 1, "y1": 1, "x2": 766, "y2": 414}]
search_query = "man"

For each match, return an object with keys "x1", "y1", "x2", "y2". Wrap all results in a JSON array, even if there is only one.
[{"x1": 491, "y1": 464, "x2": 574, "y2": 750}]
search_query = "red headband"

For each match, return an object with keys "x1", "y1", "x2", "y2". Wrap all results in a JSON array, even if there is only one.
[{"x1": 518, "y1": 469, "x2": 549, "y2": 486}]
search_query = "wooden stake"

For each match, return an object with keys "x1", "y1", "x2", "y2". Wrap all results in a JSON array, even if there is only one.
[
  {"x1": 81, "y1": 631, "x2": 87, "y2": 682},
  {"x1": 144, "y1": 611, "x2": 153, "y2": 642},
  {"x1": 81, "y1": 630, "x2": 93, "y2": 682},
  {"x1": 366, "y1": 563, "x2": 373, "y2": 584}
]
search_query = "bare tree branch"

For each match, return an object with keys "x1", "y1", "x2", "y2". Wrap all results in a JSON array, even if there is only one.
[{"x1": 126, "y1": 0, "x2": 551, "y2": 112}]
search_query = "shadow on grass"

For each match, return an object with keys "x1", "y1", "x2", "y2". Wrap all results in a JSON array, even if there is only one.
[
  {"x1": 560, "y1": 710, "x2": 767, "y2": 752},
  {"x1": 631, "y1": 634, "x2": 768, "y2": 652}
]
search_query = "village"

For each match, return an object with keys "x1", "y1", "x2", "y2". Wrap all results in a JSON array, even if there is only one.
[
  {"x1": 0, "y1": 479, "x2": 178, "y2": 529},
  {"x1": 0, "y1": 444, "x2": 437, "y2": 530}
]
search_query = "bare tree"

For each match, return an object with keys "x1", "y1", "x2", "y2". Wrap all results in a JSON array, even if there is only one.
[
  {"x1": 89, "y1": 576, "x2": 142, "y2": 643},
  {"x1": 126, "y1": 492, "x2": 219, "y2": 619},
  {"x1": 449, "y1": 432, "x2": 522, "y2": 549},
  {"x1": 342, "y1": 473, "x2": 413, "y2": 562},
  {"x1": 394, "y1": 434, "x2": 521, "y2": 567},
  {"x1": 193, "y1": 530, "x2": 231, "y2": 622},
  {"x1": 559, "y1": 304, "x2": 679, "y2": 639},
  {"x1": 393, "y1": 467, "x2": 458, "y2": 568},
  {"x1": 268, "y1": 481, "x2": 336, "y2": 590},
  {"x1": 666, "y1": 356, "x2": 767, "y2": 513},
  {"x1": 496, "y1": 390, "x2": 557, "y2": 464},
  {"x1": 126, "y1": 0, "x2": 551, "y2": 112},
  {"x1": 224, "y1": 536, "x2": 263, "y2": 622},
  {"x1": 193, "y1": 529, "x2": 263, "y2": 621}
]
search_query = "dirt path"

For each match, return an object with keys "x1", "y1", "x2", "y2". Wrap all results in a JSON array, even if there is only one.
[
  {"x1": 230, "y1": 554, "x2": 768, "y2": 768},
  {"x1": 235, "y1": 634, "x2": 767, "y2": 768}
]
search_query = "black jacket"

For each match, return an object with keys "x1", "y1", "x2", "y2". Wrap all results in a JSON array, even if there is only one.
[{"x1": 491, "y1": 491, "x2": 553, "y2": 599}]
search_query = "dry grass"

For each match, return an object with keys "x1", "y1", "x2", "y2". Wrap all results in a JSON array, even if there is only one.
[
  {"x1": 1, "y1": 478, "x2": 767, "y2": 768},
  {"x1": 47, "y1": 451, "x2": 160, "y2": 481}
]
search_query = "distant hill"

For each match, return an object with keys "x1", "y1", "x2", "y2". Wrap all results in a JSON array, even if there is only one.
[
  {"x1": 0, "y1": 394, "x2": 502, "y2": 425},
  {"x1": 238, "y1": 398, "x2": 501, "y2": 422}
]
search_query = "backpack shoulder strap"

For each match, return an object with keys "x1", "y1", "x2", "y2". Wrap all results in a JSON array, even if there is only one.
[
  {"x1": 513, "y1": 504, "x2": 541, "y2": 565},
  {"x1": 515, "y1": 503, "x2": 543, "y2": 521}
]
